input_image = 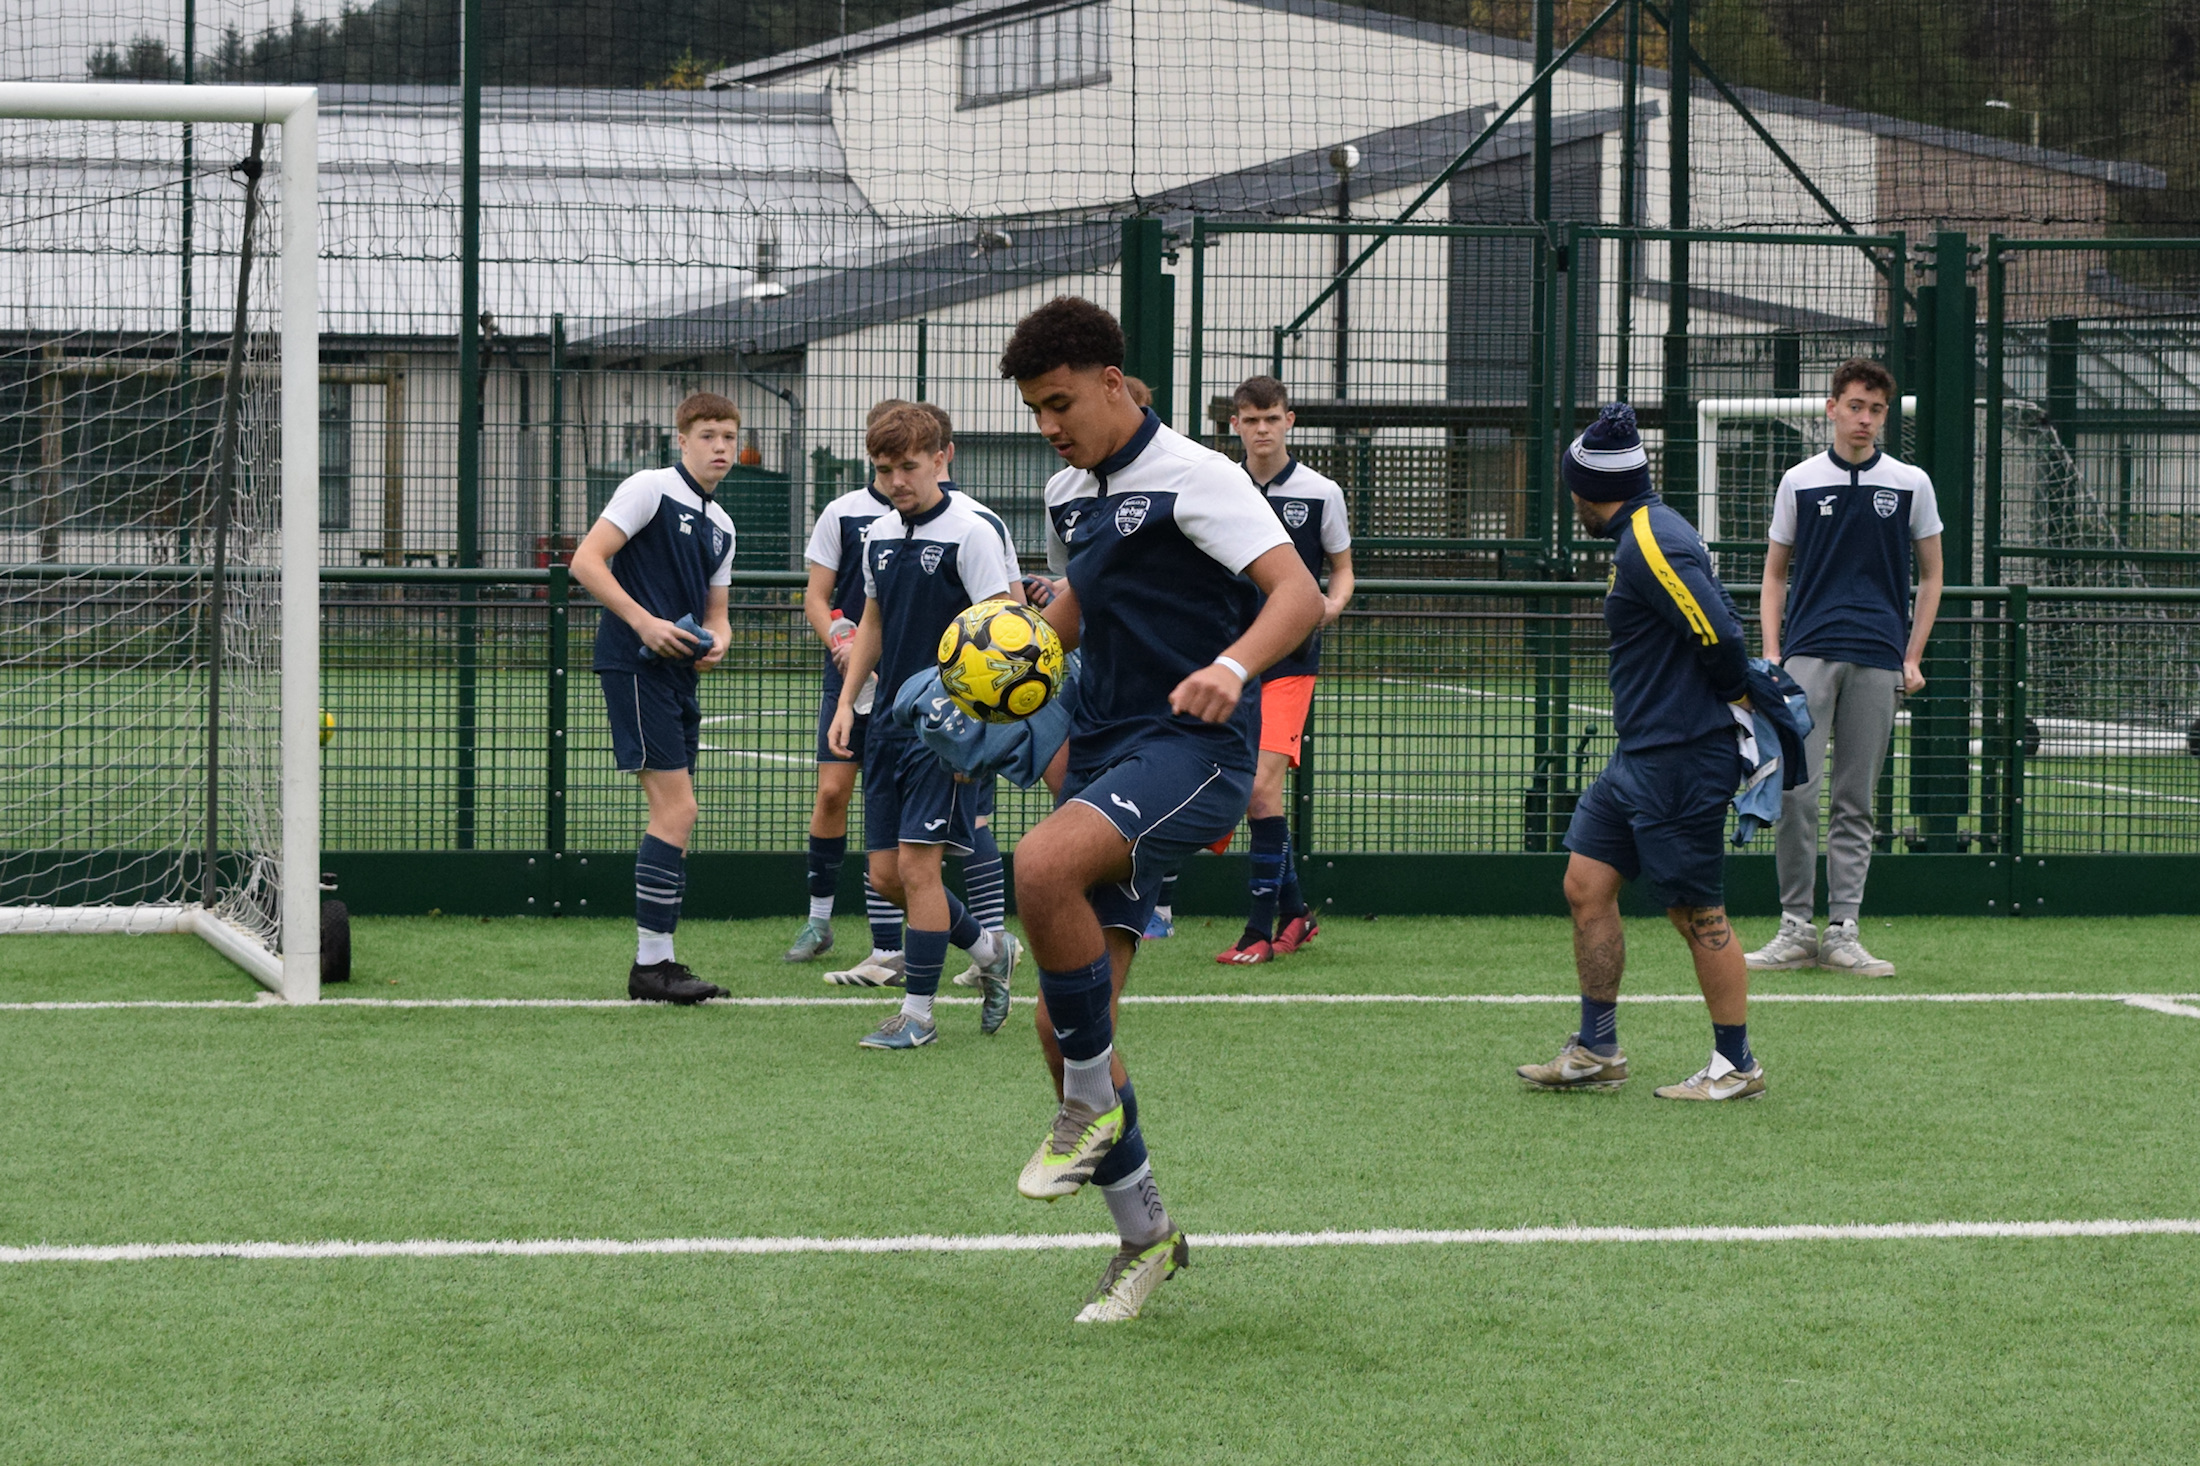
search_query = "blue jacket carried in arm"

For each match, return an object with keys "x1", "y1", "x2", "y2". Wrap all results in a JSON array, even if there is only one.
[{"x1": 1597, "y1": 492, "x2": 1751, "y2": 753}]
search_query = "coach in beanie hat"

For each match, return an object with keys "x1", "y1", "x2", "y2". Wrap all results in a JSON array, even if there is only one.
[{"x1": 1562, "y1": 402, "x2": 1654, "y2": 503}]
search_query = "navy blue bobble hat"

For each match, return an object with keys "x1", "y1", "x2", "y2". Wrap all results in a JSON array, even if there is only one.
[{"x1": 1562, "y1": 402, "x2": 1653, "y2": 503}]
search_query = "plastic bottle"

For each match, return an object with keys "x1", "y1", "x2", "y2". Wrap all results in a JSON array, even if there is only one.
[{"x1": 829, "y1": 609, "x2": 877, "y2": 714}]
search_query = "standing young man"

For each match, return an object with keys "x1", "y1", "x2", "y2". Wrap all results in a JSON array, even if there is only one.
[
  {"x1": 570, "y1": 391, "x2": 738, "y2": 1004},
  {"x1": 1746, "y1": 360, "x2": 1944, "y2": 978},
  {"x1": 1215, "y1": 375, "x2": 1354, "y2": 965},
  {"x1": 788, "y1": 408, "x2": 899, "y2": 971},
  {"x1": 1516, "y1": 403, "x2": 1766, "y2": 1101},
  {"x1": 826, "y1": 403, "x2": 1020, "y2": 1048},
  {"x1": 1002, "y1": 297, "x2": 1323, "y2": 1321}
]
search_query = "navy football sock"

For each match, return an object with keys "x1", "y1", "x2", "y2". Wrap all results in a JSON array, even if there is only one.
[
  {"x1": 1580, "y1": 996, "x2": 1619, "y2": 1056},
  {"x1": 1154, "y1": 872, "x2": 1177, "y2": 917},
  {"x1": 864, "y1": 874, "x2": 901, "y2": 954},
  {"x1": 1091, "y1": 1078, "x2": 1145, "y2": 1186},
  {"x1": 634, "y1": 834, "x2": 685, "y2": 945},
  {"x1": 805, "y1": 835, "x2": 846, "y2": 921},
  {"x1": 944, "y1": 890, "x2": 983, "y2": 951},
  {"x1": 1713, "y1": 1022, "x2": 1754, "y2": 1071},
  {"x1": 1039, "y1": 953, "x2": 1114, "y2": 1062},
  {"x1": 962, "y1": 824, "x2": 1007, "y2": 932},
  {"x1": 1277, "y1": 822, "x2": 1307, "y2": 920},
  {"x1": 1246, "y1": 815, "x2": 1288, "y2": 942},
  {"x1": 903, "y1": 927, "x2": 948, "y2": 999}
]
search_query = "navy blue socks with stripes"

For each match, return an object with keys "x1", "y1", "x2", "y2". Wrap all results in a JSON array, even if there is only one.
[
  {"x1": 805, "y1": 834, "x2": 845, "y2": 922},
  {"x1": 634, "y1": 834, "x2": 685, "y2": 965},
  {"x1": 1580, "y1": 996, "x2": 1619, "y2": 1056},
  {"x1": 1245, "y1": 814, "x2": 1288, "y2": 944},
  {"x1": 962, "y1": 822, "x2": 1007, "y2": 933}
]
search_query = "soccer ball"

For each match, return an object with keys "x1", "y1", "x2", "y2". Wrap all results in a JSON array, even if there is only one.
[{"x1": 937, "y1": 599, "x2": 1065, "y2": 724}]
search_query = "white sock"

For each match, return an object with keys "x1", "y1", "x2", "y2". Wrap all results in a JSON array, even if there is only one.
[
  {"x1": 1153, "y1": 904, "x2": 1173, "y2": 921},
  {"x1": 900, "y1": 991, "x2": 935, "y2": 1024},
  {"x1": 636, "y1": 929, "x2": 674, "y2": 966},
  {"x1": 869, "y1": 947, "x2": 903, "y2": 964},
  {"x1": 1101, "y1": 1161, "x2": 1173, "y2": 1247},
  {"x1": 807, "y1": 895, "x2": 834, "y2": 922},
  {"x1": 1062, "y1": 1049, "x2": 1116, "y2": 1111},
  {"x1": 964, "y1": 929, "x2": 1000, "y2": 966}
]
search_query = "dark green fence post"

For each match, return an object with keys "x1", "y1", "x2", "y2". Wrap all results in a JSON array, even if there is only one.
[
  {"x1": 454, "y1": 0, "x2": 483, "y2": 850},
  {"x1": 2005, "y1": 582, "x2": 2028, "y2": 865},
  {"x1": 1983, "y1": 240, "x2": 2004, "y2": 587},
  {"x1": 913, "y1": 317, "x2": 928, "y2": 402},
  {"x1": 547, "y1": 562, "x2": 569, "y2": 868},
  {"x1": 1662, "y1": 0, "x2": 1694, "y2": 519},
  {"x1": 1120, "y1": 218, "x2": 1174, "y2": 426},
  {"x1": 1912, "y1": 231, "x2": 1976, "y2": 853},
  {"x1": 1187, "y1": 222, "x2": 1208, "y2": 446}
]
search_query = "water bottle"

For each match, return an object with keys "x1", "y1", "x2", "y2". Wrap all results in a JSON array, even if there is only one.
[{"x1": 829, "y1": 609, "x2": 877, "y2": 714}]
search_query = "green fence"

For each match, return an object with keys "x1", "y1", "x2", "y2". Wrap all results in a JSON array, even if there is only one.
[{"x1": 302, "y1": 569, "x2": 2200, "y2": 918}]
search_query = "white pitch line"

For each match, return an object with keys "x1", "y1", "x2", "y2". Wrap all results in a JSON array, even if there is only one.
[
  {"x1": 2049, "y1": 777, "x2": 2200, "y2": 808},
  {"x1": 2122, "y1": 995, "x2": 2200, "y2": 1020},
  {"x1": 6, "y1": 1217, "x2": 2199, "y2": 1267},
  {"x1": 3, "y1": 991, "x2": 2197, "y2": 1013}
]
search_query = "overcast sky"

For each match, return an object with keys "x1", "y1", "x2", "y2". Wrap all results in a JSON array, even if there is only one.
[{"x1": 6, "y1": 2, "x2": 355, "y2": 82}]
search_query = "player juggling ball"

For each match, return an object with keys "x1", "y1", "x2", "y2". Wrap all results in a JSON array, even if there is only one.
[
  {"x1": 1516, "y1": 402, "x2": 1767, "y2": 1101},
  {"x1": 1002, "y1": 297, "x2": 1323, "y2": 1321},
  {"x1": 1746, "y1": 359, "x2": 1944, "y2": 978},
  {"x1": 825, "y1": 403, "x2": 1021, "y2": 1049},
  {"x1": 569, "y1": 391, "x2": 738, "y2": 1005},
  {"x1": 1214, "y1": 375, "x2": 1355, "y2": 965}
]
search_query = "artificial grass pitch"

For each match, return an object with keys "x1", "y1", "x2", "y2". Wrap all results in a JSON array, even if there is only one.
[{"x1": 2, "y1": 916, "x2": 2198, "y2": 1463}]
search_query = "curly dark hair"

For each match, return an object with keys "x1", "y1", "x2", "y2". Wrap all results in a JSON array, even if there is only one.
[
  {"x1": 998, "y1": 296, "x2": 1124, "y2": 380},
  {"x1": 1830, "y1": 357, "x2": 1896, "y2": 401}
]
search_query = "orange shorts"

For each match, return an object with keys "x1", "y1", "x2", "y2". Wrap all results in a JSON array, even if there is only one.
[{"x1": 1258, "y1": 674, "x2": 1316, "y2": 767}]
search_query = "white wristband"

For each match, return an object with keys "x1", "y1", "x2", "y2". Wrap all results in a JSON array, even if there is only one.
[{"x1": 1212, "y1": 655, "x2": 1248, "y2": 682}]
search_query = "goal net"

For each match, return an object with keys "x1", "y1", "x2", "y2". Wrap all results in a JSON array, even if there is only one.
[{"x1": 0, "y1": 85, "x2": 319, "y2": 1000}]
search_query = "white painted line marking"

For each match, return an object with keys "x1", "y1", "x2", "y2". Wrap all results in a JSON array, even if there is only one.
[
  {"x1": 4, "y1": 991, "x2": 2196, "y2": 1013},
  {"x1": 2049, "y1": 777, "x2": 2200, "y2": 807},
  {"x1": 7, "y1": 1218, "x2": 2198, "y2": 1266},
  {"x1": 2123, "y1": 995, "x2": 2200, "y2": 1019}
]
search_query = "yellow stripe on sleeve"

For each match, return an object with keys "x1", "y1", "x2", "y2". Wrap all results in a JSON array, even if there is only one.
[{"x1": 1629, "y1": 510, "x2": 1718, "y2": 645}]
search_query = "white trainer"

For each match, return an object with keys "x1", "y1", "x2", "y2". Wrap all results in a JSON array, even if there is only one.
[
  {"x1": 823, "y1": 952, "x2": 906, "y2": 988},
  {"x1": 1744, "y1": 915, "x2": 1819, "y2": 971},
  {"x1": 1817, "y1": 919, "x2": 1895, "y2": 977}
]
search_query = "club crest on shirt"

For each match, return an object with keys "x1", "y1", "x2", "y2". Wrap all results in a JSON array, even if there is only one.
[
  {"x1": 1113, "y1": 495, "x2": 1152, "y2": 537},
  {"x1": 1873, "y1": 489, "x2": 1900, "y2": 519},
  {"x1": 1282, "y1": 500, "x2": 1309, "y2": 529},
  {"x1": 920, "y1": 544, "x2": 945, "y2": 575},
  {"x1": 709, "y1": 527, "x2": 727, "y2": 558}
]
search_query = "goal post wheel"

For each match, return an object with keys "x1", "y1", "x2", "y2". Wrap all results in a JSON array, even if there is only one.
[{"x1": 321, "y1": 899, "x2": 352, "y2": 984}]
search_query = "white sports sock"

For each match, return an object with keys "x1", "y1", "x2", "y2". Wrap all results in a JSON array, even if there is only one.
[
  {"x1": 868, "y1": 947, "x2": 903, "y2": 964},
  {"x1": 900, "y1": 991, "x2": 935, "y2": 1024},
  {"x1": 963, "y1": 928, "x2": 1000, "y2": 966},
  {"x1": 1153, "y1": 904, "x2": 1173, "y2": 921},
  {"x1": 807, "y1": 895, "x2": 834, "y2": 922},
  {"x1": 636, "y1": 929, "x2": 674, "y2": 966},
  {"x1": 1062, "y1": 1050, "x2": 1116, "y2": 1111},
  {"x1": 1101, "y1": 1161, "x2": 1173, "y2": 1247}
]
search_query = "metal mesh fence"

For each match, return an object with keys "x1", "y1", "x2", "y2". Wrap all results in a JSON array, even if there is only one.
[{"x1": 291, "y1": 573, "x2": 2200, "y2": 860}]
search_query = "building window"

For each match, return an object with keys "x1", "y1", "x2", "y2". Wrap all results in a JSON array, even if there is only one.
[
  {"x1": 319, "y1": 381, "x2": 351, "y2": 530},
  {"x1": 959, "y1": 3, "x2": 1110, "y2": 109}
]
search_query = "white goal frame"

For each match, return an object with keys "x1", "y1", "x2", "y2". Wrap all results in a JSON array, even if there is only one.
[{"x1": 0, "y1": 84, "x2": 320, "y2": 1002}]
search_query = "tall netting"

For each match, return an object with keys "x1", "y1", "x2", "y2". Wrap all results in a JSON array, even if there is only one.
[{"x1": 0, "y1": 112, "x2": 288, "y2": 951}]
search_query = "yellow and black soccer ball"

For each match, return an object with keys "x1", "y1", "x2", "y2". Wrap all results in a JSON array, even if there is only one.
[{"x1": 937, "y1": 598, "x2": 1065, "y2": 724}]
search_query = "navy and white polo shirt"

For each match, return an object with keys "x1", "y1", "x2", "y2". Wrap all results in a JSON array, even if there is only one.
[
  {"x1": 1252, "y1": 457, "x2": 1351, "y2": 682},
  {"x1": 590, "y1": 464, "x2": 736, "y2": 672},
  {"x1": 805, "y1": 483, "x2": 893, "y2": 691},
  {"x1": 860, "y1": 489, "x2": 1017, "y2": 705},
  {"x1": 1045, "y1": 409, "x2": 1291, "y2": 775},
  {"x1": 943, "y1": 478, "x2": 1025, "y2": 588},
  {"x1": 1770, "y1": 449, "x2": 1944, "y2": 671}
]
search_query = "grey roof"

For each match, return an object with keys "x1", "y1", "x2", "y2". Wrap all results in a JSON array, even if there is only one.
[
  {"x1": 712, "y1": 0, "x2": 2165, "y2": 192},
  {"x1": 582, "y1": 102, "x2": 1640, "y2": 356},
  {"x1": 0, "y1": 86, "x2": 876, "y2": 341}
]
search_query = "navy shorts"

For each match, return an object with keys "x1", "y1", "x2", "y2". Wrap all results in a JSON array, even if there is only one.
[
  {"x1": 1564, "y1": 734, "x2": 1742, "y2": 909},
  {"x1": 863, "y1": 726, "x2": 976, "y2": 855},
  {"x1": 815, "y1": 676, "x2": 871, "y2": 765},
  {"x1": 1061, "y1": 739, "x2": 1253, "y2": 934},
  {"x1": 599, "y1": 667, "x2": 700, "y2": 774}
]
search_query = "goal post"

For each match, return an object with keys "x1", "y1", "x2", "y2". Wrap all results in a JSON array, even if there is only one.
[{"x1": 0, "y1": 84, "x2": 319, "y2": 1002}]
